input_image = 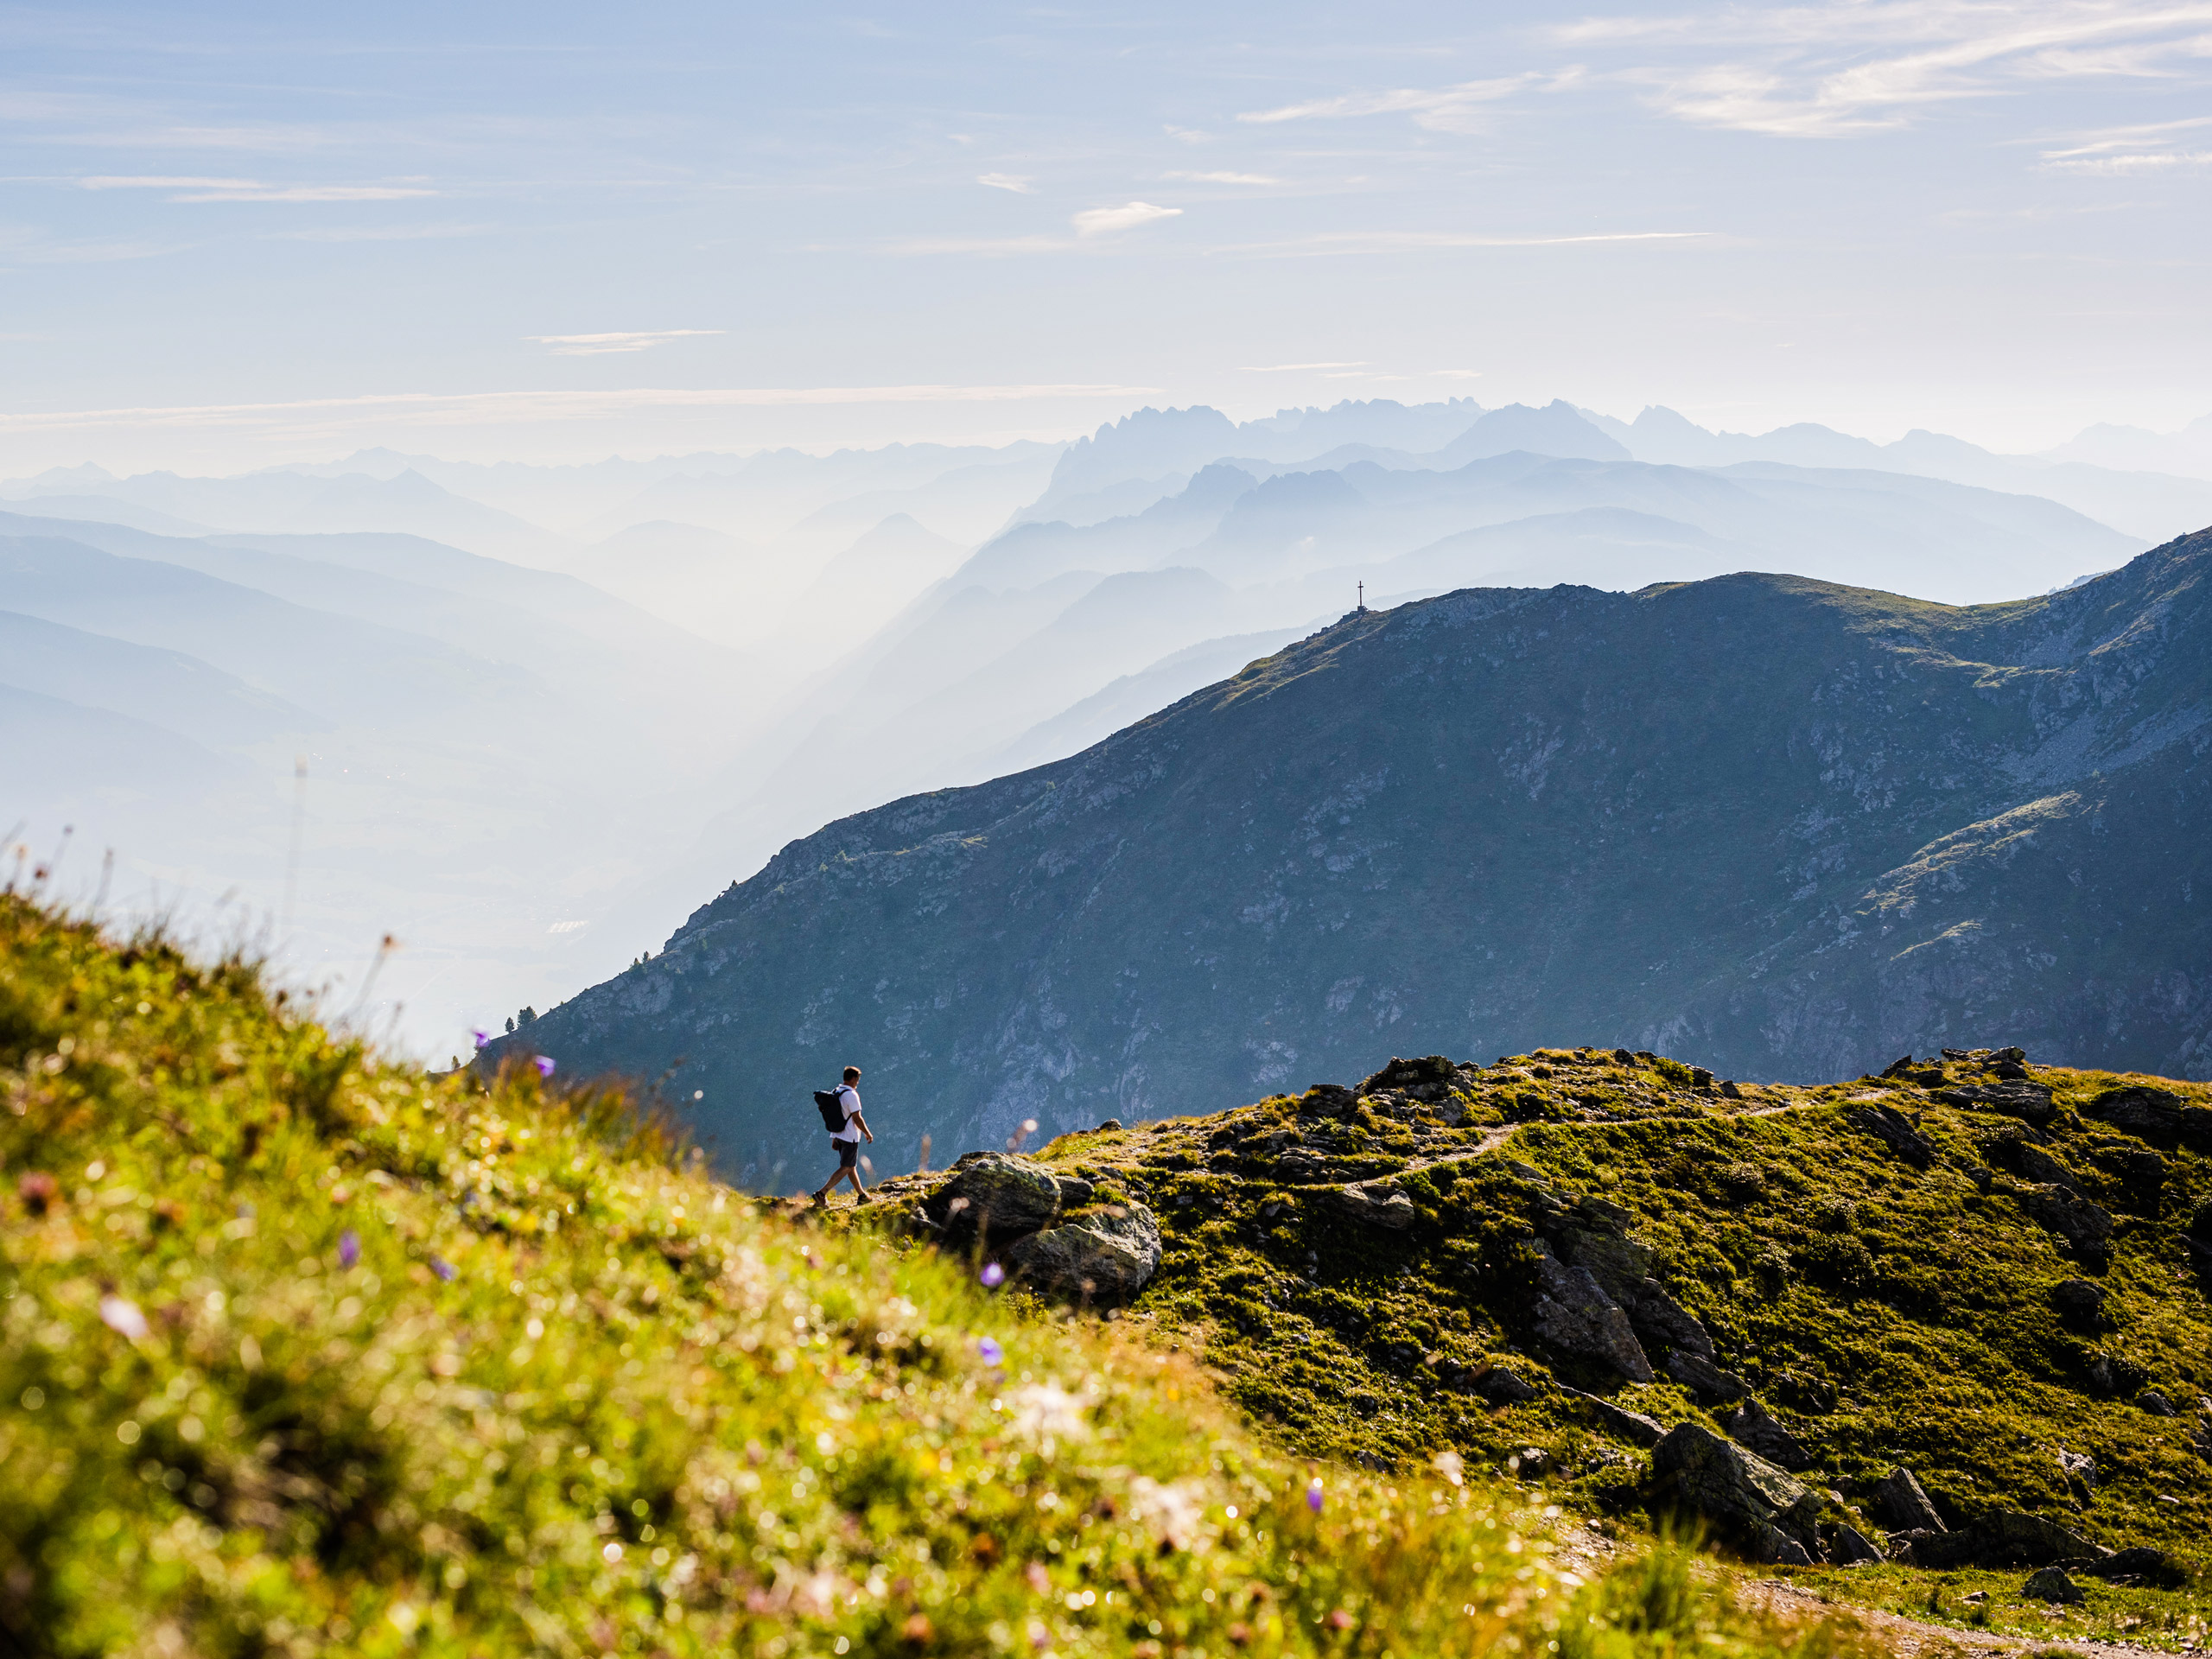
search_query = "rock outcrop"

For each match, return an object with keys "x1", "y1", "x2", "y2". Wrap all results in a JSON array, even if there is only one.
[
  {"x1": 1002, "y1": 1201, "x2": 1163, "y2": 1304},
  {"x1": 2022, "y1": 1567, "x2": 2084, "y2": 1604},
  {"x1": 1651, "y1": 1423, "x2": 1825, "y2": 1564},
  {"x1": 1530, "y1": 1249, "x2": 1654, "y2": 1382},
  {"x1": 2016, "y1": 1183, "x2": 2115, "y2": 1260},
  {"x1": 913, "y1": 1152, "x2": 1162, "y2": 1301},
  {"x1": 1910, "y1": 1510, "x2": 2107, "y2": 1569},
  {"x1": 1561, "y1": 1386, "x2": 1667, "y2": 1447},
  {"x1": 1667, "y1": 1349, "x2": 1750, "y2": 1403},
  {"x1": 1868, "y1": 1466, "x2": 1946, "y2": 1535},
  {"x1": 1723, "y1": 1398, "x2": 1813, "y2": 1471},
  {"x1": 921, "y1": 1152, "x2": 1071, "y2": 1243}
]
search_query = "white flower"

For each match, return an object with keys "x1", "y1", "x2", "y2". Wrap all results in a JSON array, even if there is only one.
[{"x1": 99, "y1": 1295, "x2": 149, "y2": 1341}]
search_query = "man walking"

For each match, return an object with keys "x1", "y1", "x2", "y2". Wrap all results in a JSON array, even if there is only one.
[{"x1": 812, "y1": 1065, "x2": 873, "y2": 1207}]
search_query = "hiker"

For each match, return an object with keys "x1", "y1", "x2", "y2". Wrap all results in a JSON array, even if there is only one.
[{"x1": 812, "y1": 1065, "x2": 873, "y2": 1206}]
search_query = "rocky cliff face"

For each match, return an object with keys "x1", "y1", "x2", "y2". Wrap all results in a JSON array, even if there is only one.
[{"x1": 493, "y1": 531, "x2": 2212, "y2": 1181}]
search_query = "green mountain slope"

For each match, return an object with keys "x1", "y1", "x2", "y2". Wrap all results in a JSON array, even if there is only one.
[
  {"x1": 0, "y1": 895, "x2": 1859, "y2": 1659},
  {"x1": 493, "y1": 531, "x2": 2212, "y2": 1181},
  {"x1": 858, "y1": 1045, "x2": 2212, "y2": 1646}
]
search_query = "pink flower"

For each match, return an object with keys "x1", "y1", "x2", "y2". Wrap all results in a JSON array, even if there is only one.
[
  {"x1": 534, "y1": 1056, "x2": 556, "y2": 1077},
  {"x1": 99, "y1": 1295, "x2": 149, "y2": 1341},
  {"x1": 980, "y1": 1262, "x2": 1005, "y2": 1289}
]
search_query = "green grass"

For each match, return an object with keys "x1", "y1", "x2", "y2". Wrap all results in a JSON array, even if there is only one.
[
  {"x1": 860, "y1": 1050, "x2": 2212, "y2": 1647},
  {"x1": 0, "y1": 895, "x2": 1876, "y2": 1659},
  {"x1": 1776, "y1": 1562, "x2": 2211, "y2": 1651}
]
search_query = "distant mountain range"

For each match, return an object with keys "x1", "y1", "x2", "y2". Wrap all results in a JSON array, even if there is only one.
[
  {"x1": 8, "y1": 394, "x2": 2207, "y2": 1061},
  {"x1": 491, "y1": 531, "x2": 2212, "y2": 1185}
]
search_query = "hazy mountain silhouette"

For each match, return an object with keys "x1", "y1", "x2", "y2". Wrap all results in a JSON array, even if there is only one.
[{"x1": 495, "y1": 531, "x2": 2212, "y2": 1180}]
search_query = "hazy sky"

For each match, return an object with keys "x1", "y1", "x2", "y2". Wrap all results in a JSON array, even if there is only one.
[{"x1": 3, "y1": 1, "x2": 2209, "y2": 470}]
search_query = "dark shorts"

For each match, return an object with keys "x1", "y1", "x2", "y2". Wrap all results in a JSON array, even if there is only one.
[{"x1": 832, "y1": 1138, "x2": 859, "y2": 1167}]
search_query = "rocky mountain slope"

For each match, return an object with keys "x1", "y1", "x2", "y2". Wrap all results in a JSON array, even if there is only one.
[
  {"x1": 494, "y1": 531, "x2": 2212, "y2": 1180},
  {"x1": 0, "y1": 893, "x2": 1856, "y2": 1659},
  {"x1": 858, "y1": 1044, "x2": 2211, "y2": 1648}
]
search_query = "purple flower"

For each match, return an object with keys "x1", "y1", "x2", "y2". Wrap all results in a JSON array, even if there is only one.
[
  {"x1": 429, "y1": 1257, "x2": 457, "y2": 1282},
  {"x1": 534, "y1": 1056, "x2": 556, "y2": 1077},
  {"x1": 337, "y1": 1229, "x2": 360, "y2": 1270},
  {"x1": 1306, "y1": 1478, "x2": 1324, "y2": 1514},
  {"x1": 472, "y1": 1028, "x2": 492, "y2": 1049},
  {"x1": 977, "y1": 1337, "x2": 1003, "y2": 1367},
  {"x1": 980, "y1": 1262, "x2": 1005, "y2": 1289}
]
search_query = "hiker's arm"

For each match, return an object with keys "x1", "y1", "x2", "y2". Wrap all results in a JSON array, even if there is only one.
[{"x1": 854, "y1": 1111, "x2": 874, "y2": 1142}]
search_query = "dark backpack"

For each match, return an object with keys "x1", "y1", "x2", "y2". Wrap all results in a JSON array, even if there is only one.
[{"x1": 813, "y1": 1088, "x2": 848, "y2": 1132}]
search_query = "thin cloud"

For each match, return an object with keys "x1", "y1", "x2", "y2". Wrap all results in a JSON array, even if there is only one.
[
  {"x1": 2045, "y1": 148, "x2": 2212, "y2": 171},
  {"x1": 1166, "y1": 170, "x2": 1282, "y2": 184},
  {"x1": 2037, "y1": 111, "x2": 2212, "y2": 171},
  {"x1": 977, "y1": 173, "x2": 1036, "y2": 193},
  {"x1": 1237, "y1": 72, "x2": 1552, "y2": 135},
  {"x1": 79, "y1": 174, "x2": 435, "y2": 203},
  {"x1": 1072, "y1": 200, "x2": 1181, "y2": 237},
  {"x1": 524, "y1": 329, "x2": 724, "y2": 357},
  {"x1": 1240, "y1": 361, "x2": 1370, "y2": 372},
  {"x1": 0, "y1": 383, "x2": 1165, "y2": 435},
  {"x1": 1566, "y1": 1, "x2": 2212, "y2": 138}
]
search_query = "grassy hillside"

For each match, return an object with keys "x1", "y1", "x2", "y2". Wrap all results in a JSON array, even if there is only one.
[
  {"x1": 862, "y1": 1047, "x2": 2212, "y2": 1648},
  {"x1": 0, "y1": 893, "x2": 1866, "y2": 1659}
]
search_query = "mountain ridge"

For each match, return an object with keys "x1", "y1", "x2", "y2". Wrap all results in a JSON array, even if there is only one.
[{"x1": 492, "y1": 531, "x2": 2212, "y2": 1183}]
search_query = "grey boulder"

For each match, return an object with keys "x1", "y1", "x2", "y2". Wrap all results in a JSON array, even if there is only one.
[
  {"x1": 1868, "y1": 1466, "x2": 1946, "y2": 1534},
  {"x1": 1912, "y1": 1510, "x2": 2106, "y2": 1569},
  {"x1": 1723, "y1": 1398, "x2": 1813, "y2": 1471},
  {"x1": 2022, "y1": 1567, "x2": 2084, "y2": 1605},
  {"x1": 922, "y1": 1152, "x2": 1070, "y2": 1243},
  {"x1": 1650, "y1": 1422, "x2": 1824, "y2": 1561},
  {"x1": 1667, "y1": 1348, "x2": 1750, "y2": 1403},
  {"x1": 1560, "y1": 1385, "x2": 1667, "y2": 1447},
  {"x1": 1821, "y1": 1523, "x2": 1885, "y2": 1566},
  {"x1": 1001, "y1": 1200, "x2": 1163, "y2": 1303},
  {"x1": 1328, "y1": 1181, "x2": 1417, "y2": 1230},
  {"x1": 2018, "y1": 1184, "x2": 2115, "y2": 1256},
  {"x1": 1531, "y1": 1250, "x2": 1655, "y2": 1382}
]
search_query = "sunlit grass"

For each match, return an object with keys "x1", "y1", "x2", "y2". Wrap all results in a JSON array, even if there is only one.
[{"x1": 0, "y1": 893, "x2": 1880, "y2": 1658}]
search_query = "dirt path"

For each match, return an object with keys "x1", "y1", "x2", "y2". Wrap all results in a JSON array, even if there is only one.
[
  {"x1": 1738, "y1": 1576, "x2": 2182, "y2": 1659},
  {"x1": 1396, "y1": 1094, "x2": 1825, "y2": 1179}
]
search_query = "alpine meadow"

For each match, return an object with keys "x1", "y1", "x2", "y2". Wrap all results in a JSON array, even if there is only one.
[{"x1": 5, "y1": 5, "x2": 2211, "y2": 1656}]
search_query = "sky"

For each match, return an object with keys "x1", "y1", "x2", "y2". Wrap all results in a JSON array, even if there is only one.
[{"x1": 3, "y1": 0, "x2": 2209, "y2": 473}]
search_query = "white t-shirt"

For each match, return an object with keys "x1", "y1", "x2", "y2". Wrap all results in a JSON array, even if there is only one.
[{"x1": 831, "y1": 1084, "x2": 863, "y2": 1143}]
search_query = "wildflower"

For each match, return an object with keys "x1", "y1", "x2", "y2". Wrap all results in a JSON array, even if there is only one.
[
  {"x1": 978, "y1": 1337, "x2": 1004, "y2": 1367},
  {"x1": 1306, "y1": 1478, "x2": 1324, "y2": 1514},
  {"x1": 338, "y1": 1230, "x2": 361, "y2": 1269},
  {"x1": 472, "y1": 1028, "x2": 491, "y2": 1049},
  {"x1": 429, "y1": 1256, "x2": 457, "y2": 1282},
  {"x1": 534, "y1": 1056, "x2": 556, "y2": 1077},
  {"x1": 980, "y1": 1262, "x2": 1006, "y2": 1289},
  {"x1": 99, "y1": 1294, "x2": 149, "y2": 1341}
]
